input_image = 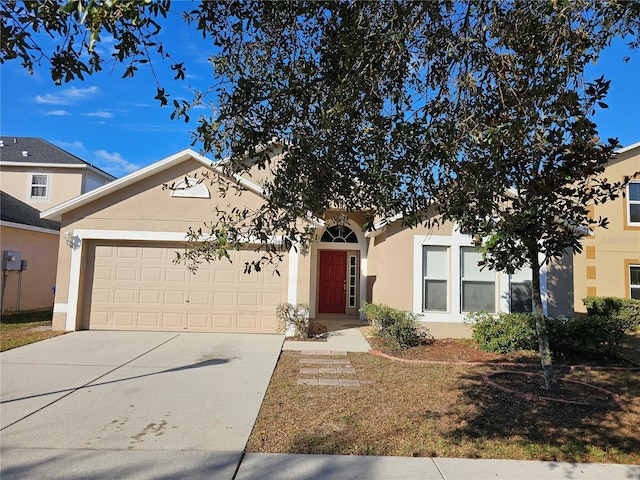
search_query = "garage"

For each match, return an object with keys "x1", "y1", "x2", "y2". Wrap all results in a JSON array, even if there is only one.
[{"x1": 82, "y1": 242, "x2": 288, "y2": 333}]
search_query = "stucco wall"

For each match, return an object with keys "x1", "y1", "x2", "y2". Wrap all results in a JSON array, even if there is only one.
[
  {"x1": 1, "y1": 225, "x2": 59, "y2": 312},
  {"x1": 0, "y1": 167, "x2": 85, "y2": 211},
  {"x1": 52, "y1": 159, "x2": 276, "y2": 329},
  {"x1": 573, "y1": 148, "x2": 640, "y2": 313},
  {"x1": 367, "y1": 214, "x2": 447, "y2": 312}
]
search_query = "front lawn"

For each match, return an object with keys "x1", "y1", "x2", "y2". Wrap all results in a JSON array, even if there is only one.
[
  {"x1": 247, "y1": 332, "x2": 640, "y2": 463},
  {"x1": 0, "y1": 309, "x2": 66, "y2": 351}
]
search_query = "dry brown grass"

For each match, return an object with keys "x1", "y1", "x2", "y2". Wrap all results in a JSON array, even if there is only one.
[
  {"x1": 247, "y1": 334, "x2": 640, "y2": 463},
  {"x1": 0, "y1": 309, "x2": 65, "y2": 351}
]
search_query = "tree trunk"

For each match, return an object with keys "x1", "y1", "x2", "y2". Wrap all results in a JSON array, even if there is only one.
[{"x1": 530, "y1": 251, "x2": 559, "y2": 391}]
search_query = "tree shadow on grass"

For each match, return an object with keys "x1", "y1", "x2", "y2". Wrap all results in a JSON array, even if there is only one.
[{"x1": 447, "y1": 366, "x2": 640, "y2": 463}]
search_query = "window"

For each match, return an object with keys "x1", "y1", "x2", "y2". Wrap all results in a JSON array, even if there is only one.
[
  {"x1": 348, "y1": 255, "x2": 357, "y2": 308},
  {"x1": 321, "y1": 225, "x2": 358, "y2": 243},
  {"x1": 628, "y1": 181, "x2": 640, "y2": 226},
  {"x1": 422, "y1": 246, "x2": 448, "y2": 311},
  {"x1": 461, "y1": 247, "x2": 495, "y2": 312},
  {"x1": 510, "y1": 267, "x2": 532, "y2": 313},
  {"x1": 30, "y1": 174, "x2": 48, "y2": 198},
  {"x1": 631, "y1": 265, "x2": 640, "y2": 300}
]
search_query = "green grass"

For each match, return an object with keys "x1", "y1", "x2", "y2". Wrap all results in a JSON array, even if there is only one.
[{"x1": 0, "y1": 309, "x2": 65, "y2": 351}]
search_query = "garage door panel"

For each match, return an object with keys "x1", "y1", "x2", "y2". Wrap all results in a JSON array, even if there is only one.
[
  {"x1": 86, "y1": 243, "x2": 287, "y2": 333},
  {"x1": 114, "y1": 289, "x2": 136, "y2": 304},
  {"x1": 238, "y1": 292, "x2": 259, "y2": 307},
  {"x1": 161, "y1": 313, "x2": 184, "y2": 328},
  {"x1": 140, "y1": 268, "x2": 162, "y2": 282},
  {"x1": 138, "y1": 312, "x2": 160, "y2": 328},
  {"x1": 115, "y1": 266, "x2": 138, "y2": 281},
  {"x1": 212, "y1": 314, "x2": 234, "y2": 329},
  {"x1": 139, "y1": 290, "x2": 161, "y2": 304},
  {"x1": 116, "y1": 247, "x2": 139, "y2": 259},
  {"x1": 93, "y1": 266, "x2": 113, "y2": 281},
  {"x1": 112, "y1": 312, "x2": 135, "y2": 327},
  {"x1": 237, "y1": 315, "x2": 259, "y2": 329},
  {"x1": 186, "y1": 314, "x2": 209, "y2": 329},
  {"x1": 188, "y1": 291, "x2": 210, "y2": 306}
]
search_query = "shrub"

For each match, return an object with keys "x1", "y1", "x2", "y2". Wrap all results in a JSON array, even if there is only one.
[
  {"x1": 564, "y1": 296, "x2": 640, "y2": 355},
  {"x1": 361, "y1": 302, "x2": 431, "y2": 351},
  {"x1": 465, "y1": 312, "x2": 538, "y2": 354},
  {"x1": 276, "y1": 303, "x2": 310, "y2": 337}
]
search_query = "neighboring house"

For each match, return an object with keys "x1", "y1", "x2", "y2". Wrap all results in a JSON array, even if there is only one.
[
  {"x1": 1, "y1": 192, "x2": 61, "y2": 311},
  {"x1": 0, "y1": 136, "x2": 115, "y2": 211},
  {"x1": 573, "y1": 141, "x2": 640, "y2": 312},
  {"x1": 41, "y1": 147, "x2": 573, "y2": 333},
  {"x1": 0, "y1": 137, "x2": 116, "y2": 312}
]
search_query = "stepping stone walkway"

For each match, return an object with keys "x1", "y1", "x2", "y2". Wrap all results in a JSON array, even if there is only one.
[{"x1": 297, "y1": 350, "x2": 362, "y2": 387}]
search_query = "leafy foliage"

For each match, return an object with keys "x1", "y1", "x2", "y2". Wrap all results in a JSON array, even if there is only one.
[
  {"x1": 361, "y1": 302, "x2": 432, "y2": 351},
  {"x1": 467, "y1": 308, "x2": 640, "y2": 357},
  {"x1": 276, "y1": 302, "x2": 310, "y2": 338},
  {"x1": 466, "y1": 312, "x2": 538, "y2": 354},
  {"x1": 4, "y1": 0, "x2": 640, "y2": 387}
]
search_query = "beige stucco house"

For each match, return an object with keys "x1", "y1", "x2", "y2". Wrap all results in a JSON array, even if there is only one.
[
  {"x1": 573, "y1": 142, "x2": 640, "y2": 312},
  {"x1": 0, "y1": 137, "x2": 115, "y2": 312},
  {"x1": 41, "y1": 147, "x2": 573, "y2": 333}
]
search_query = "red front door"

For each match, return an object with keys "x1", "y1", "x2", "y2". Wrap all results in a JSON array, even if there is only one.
[{"x1": 318, "y1": 250, "x2": 347, "y2": 314}]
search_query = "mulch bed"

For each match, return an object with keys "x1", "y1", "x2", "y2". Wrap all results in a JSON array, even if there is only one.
[{"x1": 367, "y1": 335, "x2": 637, "y2": 409}]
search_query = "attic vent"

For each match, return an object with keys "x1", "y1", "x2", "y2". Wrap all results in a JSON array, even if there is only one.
[
  {"x1": 22, "y1": 151, "x2": 28, "y2": 157},
  {"x1": 171, "y1": 177, "x2": 210, "y2": 198}
]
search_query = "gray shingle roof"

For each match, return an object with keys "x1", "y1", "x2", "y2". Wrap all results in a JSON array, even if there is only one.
[
  {"x1": 0, "y1": 136, "x2": 115, "y2": 178},
  {"x1": 0, "y1": 191, "x2": 61, "y2": 231}
]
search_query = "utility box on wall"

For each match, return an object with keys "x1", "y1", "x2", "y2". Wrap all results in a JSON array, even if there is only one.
[{"x1": 2, "y1": 251, "x2": 23, "y2": 271}]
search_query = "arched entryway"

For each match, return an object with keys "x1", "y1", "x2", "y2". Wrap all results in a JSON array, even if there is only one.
[{"x1": 312, "y1": 221, "x2": 367, "y2": 318}]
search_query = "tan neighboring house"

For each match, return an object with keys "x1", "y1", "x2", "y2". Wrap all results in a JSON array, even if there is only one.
[
  {"x1": 41, "y1": 147, "x2": 573, "y2": 333},
  {"x1": 0, "y1": 137, "x2": 115, "y2": 312},
  {"x1": 573, "y1": 141, "x2": 640, "y2": 312}
]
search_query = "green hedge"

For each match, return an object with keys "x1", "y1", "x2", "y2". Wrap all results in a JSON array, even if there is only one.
[
  {"x1": 361, "y1": 302, "x2": 431, "y2": 351},
  {"x1": 466, "y1": 296, "x2": 640, "y2": 356},
  {"x1": 465, "y1": 312, "x2": 538, "y2": 353}
]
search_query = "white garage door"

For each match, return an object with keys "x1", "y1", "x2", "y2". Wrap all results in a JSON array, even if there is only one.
[{"x1": 83, "y1": 242, "x2": 288, "y2": 333}]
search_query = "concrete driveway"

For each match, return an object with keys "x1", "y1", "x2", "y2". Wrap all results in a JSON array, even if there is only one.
[{"x1": 0, "y1": 331, "x2": 284, "y2": 479}]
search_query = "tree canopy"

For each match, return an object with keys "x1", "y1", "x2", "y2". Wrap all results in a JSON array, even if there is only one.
[{"x1": 3, "y1": 0, "x2": 639, "y2": 389}]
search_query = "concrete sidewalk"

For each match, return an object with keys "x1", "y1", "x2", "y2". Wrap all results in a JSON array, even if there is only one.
[{"x1": 236, "y1": 453, "x2": 640, "y2": 479}]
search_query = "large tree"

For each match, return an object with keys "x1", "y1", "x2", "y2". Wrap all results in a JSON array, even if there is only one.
[{"x1": 3, "y1": 0, "x2": 639, "y2": 389}]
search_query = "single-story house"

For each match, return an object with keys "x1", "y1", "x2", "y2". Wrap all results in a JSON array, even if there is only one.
[{"x1": 41, "y1": 147, "x2": 574, "y2": 333}]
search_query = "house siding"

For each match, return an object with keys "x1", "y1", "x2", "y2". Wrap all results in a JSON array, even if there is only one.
[{"x1": 573, "y1": 145, "x2": 640, "y2": 313}]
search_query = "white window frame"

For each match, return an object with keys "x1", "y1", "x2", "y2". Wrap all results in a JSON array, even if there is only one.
[
  {"x1": 627, "y1": 180, "x2": 640, "y2": 227},
  {"x1": 413, "y1": 228, "x2": 548, "y2": 322},
  {"x1": 422, "y1": 246, "x2": 449, "y2": 312},
  {"x1": 460, "y1": 246, "x2": 496, "y2": 313},
  {"x1": 630, "y1": 264, "x2": 640, "y2": 300},
  {"x1": 30, "y1": 173, "x2": 49, "y2": 199}
]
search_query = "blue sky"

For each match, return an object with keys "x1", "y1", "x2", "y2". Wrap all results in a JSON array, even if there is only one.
[{"x1": 1, "y1": 14, "x2": 639, "y2": 179}]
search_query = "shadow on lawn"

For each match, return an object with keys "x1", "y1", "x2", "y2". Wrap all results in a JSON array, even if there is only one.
[{"x1": 448, "y1": 366, "x2": 640, "y2": 462}]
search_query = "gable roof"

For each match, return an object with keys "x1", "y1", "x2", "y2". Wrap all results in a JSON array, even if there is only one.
[
  {"x1": 1, "y1": 191, "x2": 61, "y2": 232},
  {"x1": 0, "y1": 136, "x2": 115, "y2": 180},
  {"x1": 40, "y1": 149, "x2": 266, "y2": 222}
]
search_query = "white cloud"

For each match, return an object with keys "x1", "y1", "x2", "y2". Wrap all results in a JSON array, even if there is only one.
[
  {"x1": 85, "y1": 111, "x2": 113, "y2": 119},
  {"x1": 35, "y1": 86, "x2": 101, "y2": 105},
  {"x1": 46, "y1": 110, "x2": 71, "y2": 116},
  {"x1": 94, "y1": 150, "x2": 140, "y2": 176}
]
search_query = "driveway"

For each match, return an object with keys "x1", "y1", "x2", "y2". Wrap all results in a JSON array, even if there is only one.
[{"x1": 0, "y1": 331, "x2": 284, "y2": 479}]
